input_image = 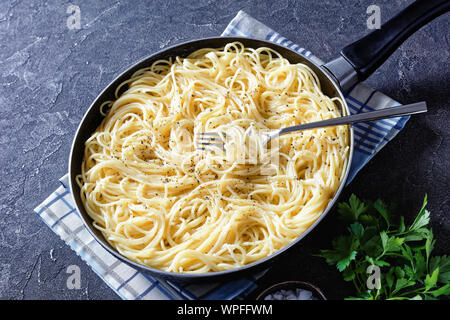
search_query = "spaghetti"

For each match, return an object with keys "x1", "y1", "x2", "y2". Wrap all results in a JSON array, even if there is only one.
[{"x1": 77, "y1": 42, "x2": 349, "y2": 273}]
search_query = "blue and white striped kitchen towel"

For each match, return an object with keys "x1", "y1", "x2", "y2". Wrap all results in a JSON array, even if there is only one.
[{"x1": 34, "y1": 10, "x2": 409, "y2": 300}]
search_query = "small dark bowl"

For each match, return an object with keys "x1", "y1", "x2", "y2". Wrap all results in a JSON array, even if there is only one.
[
  {"x1": 255, "y1": 280, "x2": 327, "y2": 300},
  {"x1": 68, "y1": 36, "x2": 353, "y2": 284}
]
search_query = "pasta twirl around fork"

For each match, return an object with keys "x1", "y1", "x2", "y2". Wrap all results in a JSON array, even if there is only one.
[{"x1": 77, "y1": 42, "x2": 350, "y2": 273}]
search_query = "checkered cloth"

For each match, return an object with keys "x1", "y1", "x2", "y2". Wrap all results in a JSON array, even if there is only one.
[{"x1": 34, "y1": 10, "x2": 409, "y2": 300}]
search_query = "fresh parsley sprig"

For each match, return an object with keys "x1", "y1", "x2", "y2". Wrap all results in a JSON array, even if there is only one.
[{"x1": 317, "y1": 194, "x2": 450, "y2": 300}]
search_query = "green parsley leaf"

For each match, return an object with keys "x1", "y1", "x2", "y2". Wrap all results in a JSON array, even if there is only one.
[
  {"x1": 429, "y1": 284, "x2": 450, "y2": 297},
  {"x1": 409, "y1": 195, "x2": 430, "y2": 232},
  {"x1": 374, "y1": 199, "x2": 390, "y2": 228}
]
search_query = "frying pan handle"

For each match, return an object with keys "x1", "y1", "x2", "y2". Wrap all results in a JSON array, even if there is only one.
[{"x1": 323, "y1": 0, "x2": 450, "y2": 92}]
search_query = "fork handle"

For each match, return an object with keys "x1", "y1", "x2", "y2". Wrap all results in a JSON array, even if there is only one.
[{"x1": 279, "y1": 101, "x2": 427, "y2": 135}]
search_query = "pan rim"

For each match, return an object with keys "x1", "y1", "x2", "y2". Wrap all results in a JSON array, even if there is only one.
[{"x1": 68, "y1": 35, "x2": 354, "y2": 280}]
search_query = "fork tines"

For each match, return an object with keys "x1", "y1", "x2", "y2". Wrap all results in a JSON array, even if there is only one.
[{"x1": 195, "y1": 132, "x2": 225, "y2": 151}]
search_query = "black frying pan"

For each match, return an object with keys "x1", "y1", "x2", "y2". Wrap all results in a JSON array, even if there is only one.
[{"x1": 69, "y1": 0, "x2": 449, "y2": 283}]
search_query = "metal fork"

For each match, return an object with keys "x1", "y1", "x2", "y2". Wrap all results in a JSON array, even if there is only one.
[{"x1": 195, "y1": 101, "x2": 427, "y2": 150}]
